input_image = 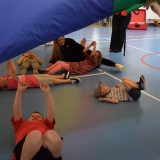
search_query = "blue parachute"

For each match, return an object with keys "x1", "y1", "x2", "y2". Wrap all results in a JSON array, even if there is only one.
[{"x1": 0, "y1": 0, "x2": 113, "y2": 63}]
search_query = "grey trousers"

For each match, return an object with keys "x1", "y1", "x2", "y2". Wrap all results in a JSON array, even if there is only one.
[{"x1": 20, "y1": 59, "x2": 41, "y2": 74}]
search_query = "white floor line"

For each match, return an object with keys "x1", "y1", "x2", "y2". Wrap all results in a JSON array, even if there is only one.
[
  {"x1": 141, "y1": 91, "x2": 160, "y2": 102},
  {"x1": 126, "y1": 36, "x2": 160, "y2": 41},
  {"x1": 74, "y1": 35, "x2": 160, "y2": 46},
  {"x1": 71, "y1": 72, "x2": 105, "y2": 78},
  {"x1": 127, "y1": 34, "x2": 160, "y2": 38},
  {"x1": 126, "y1": 45, "x2": 155, "y2": 53}
]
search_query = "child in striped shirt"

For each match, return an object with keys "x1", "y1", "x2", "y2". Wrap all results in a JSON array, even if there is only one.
[{"x1": 94, "y1": 75, "x2": 146, "y2": 103}]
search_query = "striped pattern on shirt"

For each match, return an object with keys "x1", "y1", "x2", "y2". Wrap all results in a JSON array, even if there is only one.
[{"x1": 105, "y1": 87, "x2": 133, "y2": 101}]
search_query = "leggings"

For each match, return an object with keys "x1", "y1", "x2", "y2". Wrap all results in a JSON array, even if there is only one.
[
  {"x1": 101, "y1": 58, "x2": 116, "y2": 67},
  {"x1": 46, "y1": 61, "x2": 69, "y2": 74}
]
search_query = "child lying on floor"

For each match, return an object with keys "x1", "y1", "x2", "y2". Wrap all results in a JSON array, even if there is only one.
[
  {"x1": 94, "y1": 75, "x2": 146, "y2": 103},
  {"x1": 0, "y1": 59, "x2": 80, "y2": 91}
]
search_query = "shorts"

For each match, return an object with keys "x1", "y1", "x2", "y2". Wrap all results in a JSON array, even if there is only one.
[
  {"x1": 34, "y1": 74, "x2": 54, "y2": 85},
  {"x1": 13, "y1": 136, "x2": 62, "y2": 160},
  {"x1": 128, "y1": 87, "x2": 141, "y2": 101}
]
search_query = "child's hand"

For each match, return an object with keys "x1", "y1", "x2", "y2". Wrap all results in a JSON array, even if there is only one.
[
  {"x1": 90, "y1": 41, "x2": 96, "y2": 46},
  {"x1": 40, "y1": 83, "x2": 50, "y2": 94},
  {"x1": 99, "y1": 97, "x2": 106, "y2": 101},
  {"x1": 93, "y1": 41, "x2": 96, "y2": 45},
  {"x1": 144, "y1": 0, "x2": 154, "y2": 10},
  {"x1": 24, "y1": 52, "x2": 30, "y2": 57},
  {"x1": 17, "y1": 81, "x2": 28, "y2": 92},
  {"x1": 30, "y1": 53, "x2": 35, "y2": 57},
  {"x1": 115, "y1": 84, "x2": 121, "y2": 88}
]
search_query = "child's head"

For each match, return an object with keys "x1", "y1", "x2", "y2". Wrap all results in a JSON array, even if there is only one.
[
  {"x1": 56, "y1": 36, "x2": 65, "y2": 46},
  {"x1": 0, "y1": 76, "x2": 7, "y2": 91},
  {"x1": 95, "y1": 50, "x2": 102, "y2": 67},
  {"x1": 28, "y1": 111, "x2": 44, "y2": 121},
  {"x1": 94, "y1": 81, "x2": 110, "y2": 98}
]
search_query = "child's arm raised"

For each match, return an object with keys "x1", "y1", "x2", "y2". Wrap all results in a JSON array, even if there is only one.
[
  {"x1": 83, "y1": 43, "x2": 92, "y2": 53},
  {"x1": 17, "y1": 53, "x2": 30, "y2": 66},
  {"x1": 90, "y1": 41, "x2": 96, "y2": 56},
  {"x1": 40, "y1": 84, "x2": 55, "y2": 123},
  {"x1": 83, "y1": 41, "x2": 96, "y2": 55},
  {"x1": 7, "y1": 59, "x2": 17, "y2": 78},
  {"x1": 17, "y1": 56, "x2": 25, "y2": 66},
  {"x1": 13, "y1": 82, "x2": 28, "y2": 121}
]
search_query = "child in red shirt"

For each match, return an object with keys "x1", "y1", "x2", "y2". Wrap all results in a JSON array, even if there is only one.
[{"x1": 12, "y1": 82, "x2": 62, "y2": 160}]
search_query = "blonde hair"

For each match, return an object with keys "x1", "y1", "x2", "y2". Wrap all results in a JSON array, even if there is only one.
[
  {"x1": 0, "y1": 76, "x2": 7, "y2": 91},
  {"x1": 49, "y1": 40, "x2": 64, "y2": 62},
  {"x1": 96, "y1": 50, "x2": 102, "y2": 67}
]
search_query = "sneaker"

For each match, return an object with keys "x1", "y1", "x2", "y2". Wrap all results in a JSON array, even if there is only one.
[
  {"x1": 115, "y1": 64, "x2": 124, "y2": 71},
  {"x1": 70, "y1": 77, "x2": 81, "y2": 84},
  {"x1": 139, "y1": 75, "x2": 146, "y2": 90},
  {"x1": 64, "y1": 71, "x2": 70, "y2": 79},
  {"x1": 38, "y1": 69, "x2": 48, "y2": 74}
]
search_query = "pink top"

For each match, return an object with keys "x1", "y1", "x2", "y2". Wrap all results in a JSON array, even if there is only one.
[{"x1": 7, "y1": 74, "x2": 40, "y2": 89}]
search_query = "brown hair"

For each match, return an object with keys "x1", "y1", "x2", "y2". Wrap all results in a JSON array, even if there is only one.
[
  {"x1": 49, "y1": 40, "x2": 64, "y2": 62},
  {"x1": 29, "y1": 111, "x2": 44, "y2": 119},
  {"x1": 96, "y1": 50, "x2": 102, "y2": 67}
]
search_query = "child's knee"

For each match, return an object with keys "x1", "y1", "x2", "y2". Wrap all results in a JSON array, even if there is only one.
[
  {"x1": 122, "y1": 80, "x2": 128, "y2": 86},
  {"x1": 26, "y1": 130, "x2": 43, "y2": 146},
  {"x1": 43, "y1": 130, "x2": 62, "y2": 145},
  {"x1": 122, "y1": 77, "x2": 128, "y2": 81},
  {"x1": 20, "y1": 69, "x2": 27, "y2": 74},
  {"x1": 33, "y1": 69, "x2": 39, "y2": 74}
]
